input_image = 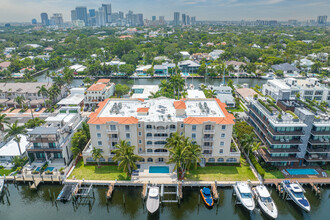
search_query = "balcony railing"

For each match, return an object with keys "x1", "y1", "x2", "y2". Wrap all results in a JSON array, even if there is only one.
[
  {"x1": 258, "y1": 148, "x2": 299, "y2": 162},
  {"x1": 107, "y1": 129, "x2": 118, "y2": 133},
  {"x1": 139, "y1": 152, "x2": 169, "y2": 156},
  {"x1": 26, "y1": 143, "x2": 62, "y2": 151},
  {"x1": 307, "y1": 147, "x2": 330, "y2": 153},
  {"x1": 202, "y1": 153, "x2": 213, "y2": 158},
  {"x1": 203, "y1": 138, "x2": 214, "y2": 142},
  {"x1": 310, "y1": 130, "x2": 330, "y2": 136},
  {"x1": 309, "y1": 139, "x2": 330, "y2": 145},
  {"x1": 267, "y1": 126, "x2": 304, "y2": 136},
  {"x1": 28, "y1": 137, "x2": 57, "y2": 143},
  {"x1": 203, "y1": 129, "x2": 215, "y2": 134},
  {"x1": 202, "y1": 146, "x2": 213, "y2": 150},
  {"x1": 305, "y1": 155, "x2": 330, "y2": 162}
]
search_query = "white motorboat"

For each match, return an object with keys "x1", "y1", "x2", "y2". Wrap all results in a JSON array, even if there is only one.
[
  {"x1": 260, "y1": 73, "x2": 275, "y2": 80},
  {"x1": 233, "y1": 182, "x2": 255, "y2": 211},
  {"x1": 146, "y1": 186, "x2": 160, "y2": 214},
  {"x1": 253, "y1": 185, "x2": 278, "y2": 219},
  {"x1": 281, "y1": 180, "x2": 310, "y2": 212}
]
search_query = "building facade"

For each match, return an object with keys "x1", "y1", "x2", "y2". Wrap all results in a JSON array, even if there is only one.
[
  {"x1": 27, "y1": 107, "x2": 85, "y2": 166},
  {"x1": 84, "y1": 79, "x2": 115, "y2": 107},
  {"x1": 83, "y1": 98, "x2": 240, "y2": 165}
]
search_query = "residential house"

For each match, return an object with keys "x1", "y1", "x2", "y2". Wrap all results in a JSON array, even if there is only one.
[
  {"x1": 178, "y1": 60, "x2": 200, "y2": 74},
  {"x1": 131, "y1": 85, "x2": 159, "y2": 99},
  {"x1": 179, "y1": 51, "x2": 190, "y2": 59},
  {"x1": 84, "y1": 79, "x2": 115, "y2": 107}
]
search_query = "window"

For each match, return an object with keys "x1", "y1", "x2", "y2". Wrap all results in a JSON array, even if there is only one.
[
  {"x1": 170, "y1": 124, "x2": 176, "y2": 130},
  {"x1": 220, "y1": 141, "x2": 224, "y2": 146},
  {"x1": 147, "y1": 141, "x2": 152, "y2": 145},
  {"x1": 205, "y1": 125, "x2": 212, "y2": 130},
  {"x1": 217, "y1": 158, "x2": 224, "y2": 162},
  {"x1": 110, "y1": 125, "x2": 116, "y2": 131},
  {"x1": 111, "y1": 142, "x2": 117, "y2": 147},
  {"x1": 139, "y1": 140, "x2": 142, "y2": 144},
  {"x1": 138, "y1": 132, "x2": 142, "y2": 136},
  {"x1": 226, "y1": 158, "x2": 237, "y2": 162},
  {"x1": 138, "y1": 123, "x2": 141, "y2": 128},
  {"x1": 139, "y1": 148, "x2": 142, "y2": 152},
  {"x1": 97, "y1": 133, "x2": 101, "y2": 138},
  {"x1": 221, "y1": 133, "x2": 225, "y2": 138},
  {"x1": 181, "y1": 124, "x2": 184, "y2": 128},
  {"x1": 33, "y1": 143, "x2": 41, "y2": 148},
  {"x1": 97, "y1": 141, "x2": 102, "y2": 146},
  {"x1": 127, "y1": 141, "x2": 131, "y2": 146},
  {"x1": 146, "y1": 125, "x2": 152, "y2": 129},
  {"x1": 147, "y1": 149, "x2": 153, "y2": 152},
  {"x1": 208, "y1": 158, "x2": 215, "y2": 163},
  {"x1": 125, "y1": 125, "x2": 130, "y2": 131},
  {"x1": 158, "y1": 158, "x2": 164, "y2": 162},
  {"x1": 192, "y1": 133, "x2": 196, "y2": 139},
  {"x1": 192, "y1": 125, "x2": 196, "y2": 131},
  {"x1": 96, "y1": 125, "x2": 100, "y2": 130},
  {"x1": 222, "y1": 125, "x2": 226, "y2": 130},
  {"x1": 180, "y1": 132, "x2": 183, "y2": 135},
  {"x1": 146, "y1": 133, "x2": 152, "y2": 137},
  {"x1": 219, "y1": 149, "x2": 224, "y2": 154},
  {"x1": 147, "y1": 158, "x2": 153, "y2": 162},
  {"x1": 126, "y1": 133, "x2": 130, "y2": 139},
  {"x1": 49, "y1": 143, "x2": 56, "y2": 148},
  {"x1": 108, "y1": 158, "x2": 113, "y2": 162}
]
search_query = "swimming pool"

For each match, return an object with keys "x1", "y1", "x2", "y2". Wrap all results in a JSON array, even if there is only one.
[
  {"x1": 287, "y1": 169, "x2": 319, "y2": 175},
  {"x1": 45, "y1": 167, "x2": 55, "y2": 172},
  {"x1": 181, "y1": 73, "x2": 189, "y2": 76},
  {"x1": 149, "y1": 166, "x2": 169, "y2": 174},
  {"x1": 35, "y1": 167, "x2": 41, "y2": 172}
]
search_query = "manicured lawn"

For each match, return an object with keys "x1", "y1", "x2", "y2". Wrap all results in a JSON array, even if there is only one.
[
  {"x1": 185, "y1": 158, "x2": 257, "y2": 181},
  {"x1": 326, "y1": 170, "x2": 330, "y2": 176},
  {"x1": 0, "y1": 168, "x2": 14, "y2": 176},
  {"x1": 69, "y1": 160, "x2": 130, "y2": 181},
  {"x1": 264, "y1": 170, "x2": 285, "y2": 179}
]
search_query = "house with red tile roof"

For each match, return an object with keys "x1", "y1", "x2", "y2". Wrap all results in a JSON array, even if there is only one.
[{"x1": 84, "y1": 79, "x2": 115, "y2": 107}]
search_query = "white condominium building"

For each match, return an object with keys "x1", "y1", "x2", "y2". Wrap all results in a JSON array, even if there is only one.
[{"x1": 83, "y1": 97, "x2": 240, "y2": 165}]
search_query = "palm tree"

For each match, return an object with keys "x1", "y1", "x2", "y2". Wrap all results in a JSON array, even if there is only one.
[
  {"x1": 37, "y1": 85, "x2": 48, "y2": 107},
  {"x1": 186, "y1": 141, "x2": 202, "y2": 170},
  {"x1": 5, "y1": 121, "x2": 27, "y2": 155},
  {"x1": 241, "y1": 133, "x2": 256, "y2": 157},
  {"x1": 112, "y1": 140, "x2": 142, "y2": 175},
  {"x1": 227, "y1": 64, "x2": 235, "y2": 75},
  {"x1": 0, "y1": 114, "x2": 10, "y2": 140},
  {"x1": 14, "y1": 95, "x2": 25, "y2": 109},
  {"x1": 91, "y1": 147, "x2": 103, "y2": 168},
  {"x1": 45, "y1": 71, "x2": 51, "y2": 85}
]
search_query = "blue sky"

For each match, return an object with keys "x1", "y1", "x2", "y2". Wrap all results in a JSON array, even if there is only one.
[{"x1": 0, "y1": 0, "x2": 329, "y2": 22}]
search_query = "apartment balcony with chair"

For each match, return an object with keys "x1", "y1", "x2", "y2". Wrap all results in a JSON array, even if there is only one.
[
  {"x1": 258, "y1": 148, "x2": 299, "y2": 163},
  {"x1": 306, "y1": 146, "x2": 330, "y2": 153},
  {"x1": 305, "y1": 153, "x2": 330, "y2": 162}
]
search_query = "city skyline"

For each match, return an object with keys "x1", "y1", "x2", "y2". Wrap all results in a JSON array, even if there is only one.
[{"x1": 0, "y1": 0, "x2": 329, "y2": 23}]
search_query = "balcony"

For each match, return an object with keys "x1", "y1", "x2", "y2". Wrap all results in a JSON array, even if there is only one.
[
  {"x1": 28, "y1": 137, "x2": 57, "y2": 143},
  {"x1": 108, "y1": 137, "x2": 119, "y2": 141},
  {"x1": 139, "y1": 152, "x2": 169, "y2": 156},
  {"x1": 309, "y1": 139, "x2": 330, "y2": 145},
  {"x1": 153, "y1": 136, "x2": 168, "y2": 140},
  {"x1": 258, "y1": 148, "x2": 299, "y2": 162},
  {"x1": 203, "y1": 129, "x2": 215, "y2": 134},
  {"x1": 265, "y1": 145, "x2": 300, "y2": 153},
  {"x1": 305, "y1": 154, "x2": 330, "y2": 162},
  {"x1": 107, "y1": 129, "x2": 118, "y2": 134},
  {"x1": 203, "y1": 138, "x2": 214, "y2": 142},
  {"x1": 266, "y1": 136, "x2": 302, "y2": 145},
  {"x1": 26, "y1": 143, "x2": 62, "y2": 152},
  {"x1": 267, "y1": 126, "x2": 304, "y2": 136},
  {"x1": 202, "y1": 146, "x2": 213, "y2": 150},
  {"x1": 202, "y1": 153, "x2": 213, "y2": 158},
  {"x1": 311, "y1": 130, "x2": 330, "y2": 136},
  {"x1": 307, "y1": 147, "x2": 330, "y2": 153}
]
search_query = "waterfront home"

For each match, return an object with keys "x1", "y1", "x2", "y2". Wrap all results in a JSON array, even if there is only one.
[
  {"x1": 0, "y1": 61, "x2": 11, "y2": 72},
  {"x1": 225, "y1": 61, "x2": 247, "y2": 73},
  {"x1": 209, "y1": 50, "x2": 225, "y2": 60},
  {"x1": 0, "y1": 82, "x2": 65, "y2": 108},
  {"x1": 136, "y1": 65, "x2": 152, "y2": 75},
  {"x1": 271, "y1": 63, "x2": 300, "y2": 76},
  {"x1": 131, "y1": 85, "x2": 159, "y2": 99},
  {"x1": 153, "y1": 63, "x2": 175, "y2": 75},
  {"x1": 179, "y1": 51, "x2": 190, "y2": 59},
  {"x1": 83, "y1": 97, "x2": 240, "y2": 165},
  {"x1": 263, "y1": 78, "x2": 330, "y2": 105},
  {"x1": 69, "y1": 64, "x2": 87, "y2": 73},
  {"x1": 212, "y1": 85, "x2": 235, "y2": 108},
  {"x1": 26, "y1": 106, "x2": 85, "y2": 166},
  {"x1": 187, "y1": 90, "x2": 206, "y2": 99},
  {"x1": 0, "y1": 134, "x2": 28, "y2": 168},
  {"x1": 191, "y1": 53, "x2": 212, "y2": 63},
  {"x1": 57, "y1": 88, "x2": 85, "y2": 107},
  {"x1": 248, "y1": 97, "x2": 329, "y2": 167},
  {"x1": 294, "y1": 58, "x2": 314, "y2": 72},
  {"x1": 84, "y1": 79, "x2": 115, "y2": 108},
  {"x1": 178, "y1": 60, "x2": 200, "y2": 74},
  {"x1": 236, "y1": 88, "x2": 258, "y2": 103}
]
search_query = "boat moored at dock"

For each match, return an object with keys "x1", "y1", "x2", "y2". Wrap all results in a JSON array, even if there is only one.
[
  {"x1": 253, "y1": 185, "x2": 278, "y2": 219},
  {"x1": 233, "y1": 182, "x2": 255, "y2": 211},
  {"x1": 200, "y1": 187, "x2": 214, "y2": 207},
  {"x1": 281, "y1": 180, "x2": 310, "y2": 212},
  {"x1": 146, "y1": 186, "x2": 160, "y2": 213}
]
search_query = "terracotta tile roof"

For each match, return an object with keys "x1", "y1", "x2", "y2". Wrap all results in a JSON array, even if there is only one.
[
  {"x1": 97, "y1": 79, "x2": 110, "y2": 83},
  {"x1": 88, "y1": 99, "x2": 139, "y2": 125},
  {"x1": 87, "y1": 83, "x2": 107, "y2": 91},
  {"x1": 137, "y1": 107, "x2": 149, "y2": 113},
  {"x1": 137, "y1": 98, "x2": 145, "y2": 102},
  {"x1": 183, "y1": 98, "x2": 235, "y2": 125},
  {"x1": 173, "y1": 101, "x2": 187, "y2": 109}
]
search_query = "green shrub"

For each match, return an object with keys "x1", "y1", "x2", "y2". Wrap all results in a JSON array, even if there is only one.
[
  {"x1": 258, "y1": 99, "x2": 273, "y2": 113},
  {"x1": 32, "y1": 170, "x2": 39, "y2": 174},
  {"x1": 286, "y1": 110, "x2": 299, "y2": 119},
  {"x1": 249, "y1": 154, "x2": 265, "y2": 178}
]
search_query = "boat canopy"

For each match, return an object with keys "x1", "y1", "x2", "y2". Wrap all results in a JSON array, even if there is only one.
[
  {"x1": 256, "y1": 186, "x2": 271, "y2": 197},
  {"x1": 149, "y1": 188, "x2": 159, "y2": 197},
  {"x1": 291, "y1": 184, "x2": 303, "y2": 193}
]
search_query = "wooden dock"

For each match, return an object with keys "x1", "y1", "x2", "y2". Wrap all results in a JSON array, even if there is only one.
[
  {"x1": 106, "y1": 183, "x2": 115, "y2": 199},
  {"x1": 178, "y1": 183, "x2": 183, "y2": 199},
  {"x1": 141, "y1": 184, "x2": 148, "y2": 199},
  {"x1": 264, "y1": 178, "x2": 330, "y2": 186},
  {"x1": 30, "y1": 179, "x2": 41, "y2": 190},
  {"x1": 211, "y1": 183, "x2": 219, "y2": 200}
]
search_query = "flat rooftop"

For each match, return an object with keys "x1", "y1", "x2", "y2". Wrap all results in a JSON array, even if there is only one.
[{"x1": 97, "y1": 98, "x2": 225, "y2": 122}]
